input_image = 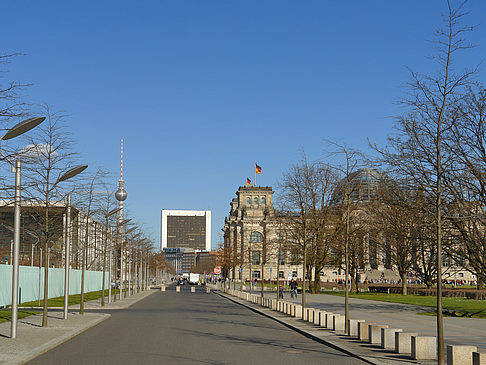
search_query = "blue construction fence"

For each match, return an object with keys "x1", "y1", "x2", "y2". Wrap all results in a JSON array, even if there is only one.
[{"x1": 0, "y1": 264, "x2": 109, "y2": 307}]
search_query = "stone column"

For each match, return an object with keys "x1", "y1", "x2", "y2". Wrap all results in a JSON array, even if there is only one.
[{"x1": 229, "y1": 225, "x2": 235, "y2": 280}]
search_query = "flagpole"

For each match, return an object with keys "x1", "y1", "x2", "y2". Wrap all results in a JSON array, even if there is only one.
[{"x1": 255, "y1": 162, "x2": 257, "y2": 187}]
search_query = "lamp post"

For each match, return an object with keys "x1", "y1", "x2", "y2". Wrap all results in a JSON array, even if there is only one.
[
  {"x1": 55, "y1": 165, "x2": 88, "y2": 320},
  {"x1": 0, "y1": 117, "x2": 45, "y2": 339}
]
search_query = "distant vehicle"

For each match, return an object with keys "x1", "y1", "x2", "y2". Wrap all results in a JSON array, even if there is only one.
[
  {"x1": 188, "y1": 273, "x2": 200, "y2": 285},
  {"x1": 176, "y1": 278, "x2": 185, "y2": 286},
  {"x1": 182, "y1": 273, "x2": 189, "y2": 280}
]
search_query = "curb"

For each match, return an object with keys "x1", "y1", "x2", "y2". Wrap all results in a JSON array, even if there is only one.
[
  {"x1": 4, "y1": 313, "x2": 111, "y2": 365},
  {"x1": 215, "y1": 291, "x2": 417, "y2": 365}
]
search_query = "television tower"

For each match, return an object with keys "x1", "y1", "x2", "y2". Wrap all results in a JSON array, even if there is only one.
[{"x1": 115, "y1": 137, "x2": 127, "y2": 300}]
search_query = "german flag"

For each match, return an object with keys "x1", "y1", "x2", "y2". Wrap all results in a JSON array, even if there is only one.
[
  {"x1": 255, "y1": 163, "x2": 262, "y2": 174},
  {"x1": 246, "y1": 178, "x2": 251, "y2": 186}
]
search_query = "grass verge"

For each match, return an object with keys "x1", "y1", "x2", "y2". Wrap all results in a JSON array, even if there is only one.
[
  {"x1": 1, "y1": 289, "x2": 127, "y2": 323},
  {"x1": 0, "y1": 310, "x2": 38, "y2": 324},
  {"x1": 323, "y1": 291, "x2": 486, "y2": 318},
  {"x1": 19, "y1": 289, "x2": 122, "y2": 307}
]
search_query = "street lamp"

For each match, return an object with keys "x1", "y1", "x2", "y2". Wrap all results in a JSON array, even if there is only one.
[
  {"x1": 0, "y1": 116, "x2": 45, "y2": 339},
  {"x1": 56, "y1": 165, "x2": 88, "y2": 320}
]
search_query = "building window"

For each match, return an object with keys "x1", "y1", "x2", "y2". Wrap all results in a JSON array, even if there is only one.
[
  {"x1": 279, "y1": 251, "x2": 285, "y2": 265},
  {"x1": 252, "y1": 270, "x2": 261, "y2": 279},
  {"x1": 246, "y1": 197, "x2": 251, "y2": 205},
  {"x1": 254, "y1": 197, "x2": 258, "y2": 205},
  {"x1": 261, "y1": 197, "x2": 266, "y2": 204},
  {"x1": 252, "y1": 250, "x2": 260, "y2": 265},
  {"x1": 292, "y1": 271, "x2": 298, "y2": 278},
  {"x1": 250, "y1": 231, "x2": 263, "y2": 243},
  {"x1": 278, "y1": 271, "x2": 285, "y2": 279}
]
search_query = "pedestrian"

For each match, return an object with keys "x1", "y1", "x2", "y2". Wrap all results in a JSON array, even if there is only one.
[
  {"x1": 290, "y1": 278, "x2": 298, "y2": 299},
  {"x1": 279, "y1": 286, "x2": 284, "y2": 299}
]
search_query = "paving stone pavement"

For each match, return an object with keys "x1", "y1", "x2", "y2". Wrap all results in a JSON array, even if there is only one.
[{"x1": 0, "y1": 289, "x2": 155, "y2": 365}]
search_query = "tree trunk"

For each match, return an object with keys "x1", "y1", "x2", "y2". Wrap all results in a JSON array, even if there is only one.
[
  {"x1": 401, "y1": 272, "x2": 408, "y2": 296},
  {"x1": 313, "y1": 266, "x2": 321, "y2": 294}
]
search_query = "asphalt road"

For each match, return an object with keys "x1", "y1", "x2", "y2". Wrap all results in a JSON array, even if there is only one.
[{"x1": 27, "y1": 286, "x2": 366, "y2": 365}]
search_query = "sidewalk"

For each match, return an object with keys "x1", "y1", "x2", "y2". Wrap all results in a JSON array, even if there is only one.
[
  {"x1": 0, "y1": 289, "x2": 156, "y2": 365},
  {"x1": 273, "y1": 291, "x2": 486, "y2": 352},
  {"x1": 229, "y1": 286, "x2": 485, "y2": 352},
  {"x1": 216, "y1": 286, "x2": 486, "y2": 364}
]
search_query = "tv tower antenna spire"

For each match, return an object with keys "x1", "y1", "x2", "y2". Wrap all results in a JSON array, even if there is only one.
[{"x1": 120, "y1": 136, "x2": 124, "y2": 180}]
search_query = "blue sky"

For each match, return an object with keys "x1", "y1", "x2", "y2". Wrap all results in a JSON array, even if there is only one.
[{"x1": 2, "y1": 1, "x2": 486, "y2": 249}]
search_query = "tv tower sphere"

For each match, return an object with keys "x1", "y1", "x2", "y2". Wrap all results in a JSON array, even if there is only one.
[{"x1": 115, "y1": 180, "x2": 127, "y2": 201}]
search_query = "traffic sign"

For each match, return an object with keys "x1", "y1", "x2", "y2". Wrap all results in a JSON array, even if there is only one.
[
  {"x1": 238, "y1": 267, "x2": 242, "y2": 272},
  {"x1": 214, "y1": 267, "x2": 221, "y2": 275}
]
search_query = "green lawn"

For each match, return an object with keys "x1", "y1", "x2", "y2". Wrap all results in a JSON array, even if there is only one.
[
  {"x1": 1, "y1": 289, "x2": 126, "y2": 324},
  {"x1": 324, "y1": 292, "x2": 486, "y2": 318},
  {"x1": 19, "y1": 289, "x2": 121, "y2": 307},
  {"x1": 0, "y1": 310, "x2": 39, "y2": 324}
]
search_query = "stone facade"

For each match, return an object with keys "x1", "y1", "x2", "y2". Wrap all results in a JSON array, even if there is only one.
[
  {"x1": 222, "y1": 185, "x2": 478, "y2": 286},
  {"x1": 222, "y1": 186, "x2": 304, "y2": 282}
]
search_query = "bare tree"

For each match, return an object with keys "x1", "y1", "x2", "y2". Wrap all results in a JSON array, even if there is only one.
[
  {"x1": 326, "y1": 141, "x2": 361, "y2": 334},
  {"x1": 305, "y1": 164, "x2": 337, "y2": 293},
  {"x1": 72, "y1": 168, "x2": 108, "y2": 314},
  {"x1": 0, "y1": 53, "x2": 30, "y2": 123},
  {"x1": 279, "y1": 154, "x2": 323, "y2": 312},
  {"x1": 98, "y1": 188, "x2": 117, "y2": 306},
  {"x1": 444, "y1": 84, "x2": 486, "y2": 288},
  {"x1": 21, "y1": 105, "x2": 77, "y2": 327},
  {"x1": 372, "y1": 177, "x2": 421, "y2": 295},
  {"x1": 371, "y1": 2, "x2": 476, "y2": 361}
]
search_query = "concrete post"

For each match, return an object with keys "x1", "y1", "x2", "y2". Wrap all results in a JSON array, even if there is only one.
[
  {"x1": 295, "y1": 305, "x2": 302, "y2": 319},
  {"x1": 358, "y1": 322, "x2": 375, "y2": 342},
  {"x1": 446, "y1": 345, "x2": 477, "y2": 365},
  {"x1": 332, "y1": 315, "x2": 345, "y2": 334},
  {"x1": 381, "y1": 328, "x2": 402, "y2": 349},
  {"x1": 411, "y1": 336, "x2": 437, "y2": 360},
  {"x1": 325, "y1": 312, "x2": 335, "y2": 329},
  {"x1": 206, "y1": 287, "x2": 210, "y2": 293},
  {"x1": 318, "y1": 311, "x2": 327, "y2": 327},
  {"x1": 161, "y1": 285, "x2": 166, "y2": 292},
  {"x1": 395, "y1": 332, "x2": 418, "y2": 354},
  {"x1": 176, "y1": 286, "x2": 180, "y2": 292},
  {"x1": 307, "y1": 308, "x2": 314, "y2": 323},
  {"x1": 191, "y1": 286, "x2": 195, "y2": 293},
  {"x1": 472, "y1": 352, "x2": 486, "y2": 365},
  {"x1": 348, "y1": 319, "x2": 365, "y2": 337},
  {"x1": 369, "y1": 325, "x2": 388, "y2": 344}
]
